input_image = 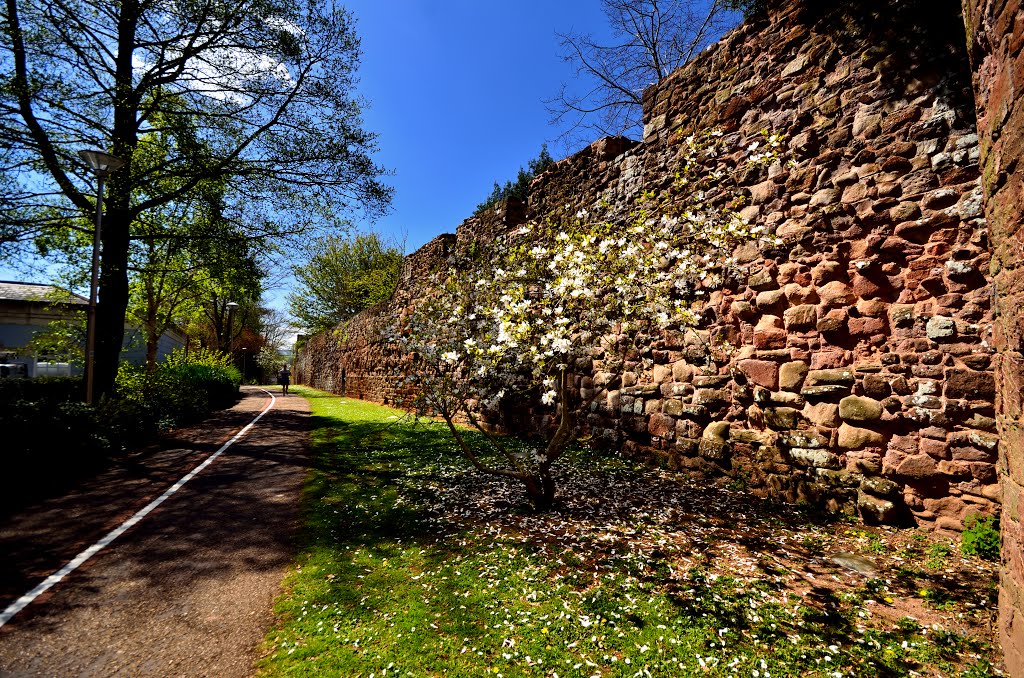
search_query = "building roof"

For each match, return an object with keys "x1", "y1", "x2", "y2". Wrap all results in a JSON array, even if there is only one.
[{"x1": 0, "y1": 281, "x2": 88, "y2": 305}]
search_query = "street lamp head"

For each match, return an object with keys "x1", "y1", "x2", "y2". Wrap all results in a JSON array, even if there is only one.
[
  {"x1": 78, "y1": 149, "x2": 125, "y2": 176},
  {"x1": 226, "y1": 301, "x2": 240, "y2": 310}
]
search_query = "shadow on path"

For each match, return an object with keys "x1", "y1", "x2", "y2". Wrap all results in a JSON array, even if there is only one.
[{"x1": 0, "y1": 387, "x2": 310, "y2": 678}]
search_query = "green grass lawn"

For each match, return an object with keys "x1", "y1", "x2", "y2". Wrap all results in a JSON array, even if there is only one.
[{"x1": 257, "y1": 386, "x2": 1000, "y2": 677}]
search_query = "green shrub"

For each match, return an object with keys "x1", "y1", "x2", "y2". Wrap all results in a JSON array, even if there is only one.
[
  {"x1": 115, "y1": 348, "x2": 241, "y2": 431},
  {"x1": 0, "y1": 349, "x2": 241, "y2": 508},
  {"x1": 0, "y1": 375, "x2": 83, "y2": 403},
  {"x1": 960, "y1": 513, "x2": 1000, "y2": 561}
]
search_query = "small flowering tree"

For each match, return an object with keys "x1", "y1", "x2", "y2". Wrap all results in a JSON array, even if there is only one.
[{"x1": 397, "y1": 129, "x2": 786, "y2": 509}]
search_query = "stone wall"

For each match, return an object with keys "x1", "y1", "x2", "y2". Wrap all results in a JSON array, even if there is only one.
[
  {"x1": 963, "y1": 0, "x2": 1024, "y2": 673},
  {"x1": 298, "y1": 0, "x2": 998, "y2": 533}
]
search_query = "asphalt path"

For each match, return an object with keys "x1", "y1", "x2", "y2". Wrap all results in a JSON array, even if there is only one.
[{"x1": 0, "y1": 386, "x2": 309, "y2": 677}]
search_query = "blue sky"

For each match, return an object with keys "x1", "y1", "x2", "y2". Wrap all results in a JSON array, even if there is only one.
[
  {"x1": 2, "y1": 1, "x2": 738, "y2": 319},
  {"x1": 342, "y1": 0, "x2": 615, "y2": 252},
  {"x1": 326, "y1": 0, "x2": 740, "y2": 253}
]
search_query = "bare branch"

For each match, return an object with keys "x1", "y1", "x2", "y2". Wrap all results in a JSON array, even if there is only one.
[{"x1": 545, "y1": 0, "x2": 741, "y2": 149}]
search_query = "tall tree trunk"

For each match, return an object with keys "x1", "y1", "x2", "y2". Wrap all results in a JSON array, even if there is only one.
[
  {"x1": 94, "y1": 206, "x2": 132, "y2": 399},
  {"x1": 93, "y1": 0, "x2": 140, "y2": 400},
  {"x1": 144, "y1": 270, "x2": 159, "y2": 372},
  {"x1": 145, "y1": 322, "x2": 159, "y2": 372},
  {"x1": 961, "y1": 1, "x2": 1024, "y2": 674}
]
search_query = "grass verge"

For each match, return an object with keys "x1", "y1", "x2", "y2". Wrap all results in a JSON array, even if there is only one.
[{"x1": 257, "y1": 386, "x2": 1001, "y2": 677}]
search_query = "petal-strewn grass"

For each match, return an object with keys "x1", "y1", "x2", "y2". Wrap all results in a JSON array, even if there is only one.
[{"x1": 257, "y1": 387, "x2": 1001, "y2": 677}]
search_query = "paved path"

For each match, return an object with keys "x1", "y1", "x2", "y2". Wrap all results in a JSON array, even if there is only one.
[{"x1": 0, "y1": 387, "x2": 308, "y2": 677}]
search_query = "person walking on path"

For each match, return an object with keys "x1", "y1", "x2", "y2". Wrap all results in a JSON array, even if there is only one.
[{"x1": 278, "y1": 364, "x2": 291, "y2": 395}]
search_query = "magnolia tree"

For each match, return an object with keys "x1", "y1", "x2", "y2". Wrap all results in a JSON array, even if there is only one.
[{"x1": 397, "y1": 130, "x2": 787, "y2": 509}]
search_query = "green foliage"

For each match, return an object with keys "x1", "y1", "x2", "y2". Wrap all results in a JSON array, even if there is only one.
[
  {"x1": 125, "y1": 98, "x2": 269, "y2": 369},
  {"x1": 256, "y1": 345, "x2": 283, "y2": 375},
  {"x1": 2, "y1": 0, "x2": 392, "y2": 399},
  {"x1": 287, "y1": 231, "x2": 404, "y2": 334},
  {"x1": 162, "y1": 345, "x2": 235, "y2": 371},
  {"x1": 474, "y1": 145, "x2": 554, "y2": 214},
  {"x1": 918, "y1": 587, "x2": 957, "y2": 611},
  {"x1": 260, "y1": 387, "x2": 1000, "y2": 677},
  {"x1": 961, "y1": 513, "x2": 1000, "y2": 561},
  {"x1": 20, "y1": 291, "x2": 87, "y2": 362},
  {"x1": 722, "y1": 0, "x2": 768, "y2": 18},
  {"x1": 0, "y1": 375, "x2": 83, "y2": 403},
  {"x1": 117, "y1": 348, "x2": 241, "y2": 424},
  {"x1": 925, "y1": 541, "x2": 952, "y2": 569},
  {"x1": 0, "y1": 350, "x2": 239, "y2": 509}
]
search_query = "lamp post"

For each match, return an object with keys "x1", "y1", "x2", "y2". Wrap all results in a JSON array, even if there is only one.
[
  {"x1": 78, "y1": 149, "x2": 125, "y2": 405},
  {"x1": 240, "y1": 346, "x2": 248, "y2": 383},
  {"x1": 225, "y1": 301, "x2": 239, "y2": 353}
]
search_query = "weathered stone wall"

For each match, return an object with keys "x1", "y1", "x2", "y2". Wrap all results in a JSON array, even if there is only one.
[
  {"x1": 298, "y1": 0, "x2": 998, "y2": 533},
  {"x1": 963, "y1": 0, "x2": 1024, "y2": 673}
]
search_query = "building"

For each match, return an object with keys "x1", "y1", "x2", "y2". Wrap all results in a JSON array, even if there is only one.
[{"x1": 0, "y1": 281, "x2": 186, "y2": 377}]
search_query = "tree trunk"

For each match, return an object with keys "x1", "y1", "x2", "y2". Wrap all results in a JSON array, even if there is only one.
[
  {"x1": 145, "y1": 323, "x2": 159, "y2": 372},
  {"x1": 91, "y1": 0, "x2": 140, "y2": 401},
  {"x1": 94, "y1": 205, "x2": 132, "y2": 400},
  {"x1": 523, "y1": 472, "x2": 556, "y2": 511}
]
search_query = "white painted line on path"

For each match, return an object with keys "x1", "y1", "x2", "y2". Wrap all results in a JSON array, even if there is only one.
[{"x1": 0, "y1": 388, "x2": 278, "y2": 629}]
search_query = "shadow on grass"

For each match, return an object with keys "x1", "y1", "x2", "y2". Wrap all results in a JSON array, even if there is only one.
[{"x1": 285, "y1": 390, "x2": 999, "y2": 676}]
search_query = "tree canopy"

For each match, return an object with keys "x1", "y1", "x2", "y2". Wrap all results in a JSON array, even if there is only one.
[
  {"x1": 474, "y1": 145, "x2": 555, "y2": 215},
  {"x1": 1, "y1": 0, "x2": 392, "y2": 398},
  {"x1": 287, "y1": 231, "x2": 403, "y2": 335}
]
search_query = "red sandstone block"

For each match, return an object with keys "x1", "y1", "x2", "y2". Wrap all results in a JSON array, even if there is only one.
[
  {"x1": 896, "y1": 454, "x2": 940, "y2": 480},
  {"x1": 997, "y1": 356, "x2": 1024, "y2": 403},
  {"x1": 848, "y1": 316, "x2": 887, "y2": 338},
  {"x1": 923, "y1": 495, "x2": 969, "y2": 521},
  {"x1": 1006, "y1": 7, "x2": 1024, "y2": 58},
  {"x1": 920, "y1": 436, "x2": 950, "y2": 459},
  {"x1": 738, "y1": 359, "x2": 779, "y2": 390},
  {"x1": 1002, "y1": 597, "x2": 1024, "y2": 678},
  {"x1": 851, "y1": 274, "x2": 885, "y2": 299},
  {"x1": 991, "y1": 177, "x2": 1024, "y2": 244},
  {"x1": 810, "y1": 350, "x2": 849, "y2": 369},
  {"x1": 968, "y1": 461, "x2": 998, "y2": 483},
  {"x1": 1002, "y1": 420, "x2": 1024, "y2": 484},
  {"x1": 753, "y1": 329, "x2": 787, "y2": 349},
  {"x1": 945, "y1": 367, "x2": 996, "y2": 400},
  {"x1": 648, "y1": 413, "x2": 676, "y2": 439}
]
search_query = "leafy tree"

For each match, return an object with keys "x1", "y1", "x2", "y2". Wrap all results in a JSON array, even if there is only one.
[
  {"x1": 126, "y1": 220, "x2": 261, "y2": 370},
  {"x1": 287, "y1": 232, "x2": 403, "y2": 334},
  {"x1": 474, "y1": 145, "x2": 555, "y2": 214},
  {"x1": 256, "y1": 345, "x2": 283, "y2": 379},
  {"x1": 25, "y1": 290, "x2": 87, "y2": 364},
  {"x1": 546, "y1": 0, "x2": 741, "y2": 145},
  {"x1": 399, "y1": 130, "x2": 787, "y2": 509},
  {"x1": 192, "y1": 282, "x2": 263, "y2": 354},
  {"x1": 124, "y1": 104, "x2": 263, "y2": 370},
  {"x1": 1, "y1": 0, "x2": 392, "y2": 399},
  {"x1": 723, "y1": 0, "x2": 769, "y2": 18}
]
